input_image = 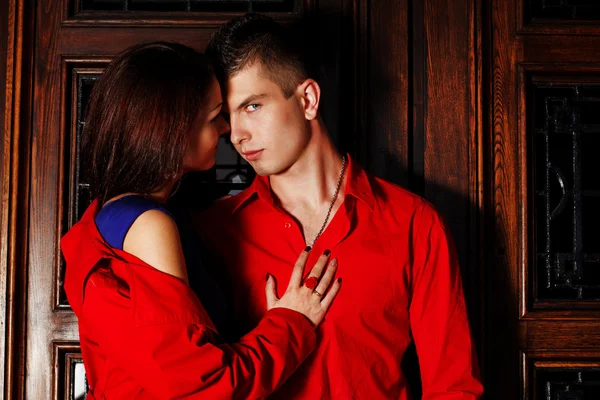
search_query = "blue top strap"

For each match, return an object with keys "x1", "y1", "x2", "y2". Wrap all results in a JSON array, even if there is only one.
[{"x1": 95, "y1": 195, "x2": 171, "y2": 250}]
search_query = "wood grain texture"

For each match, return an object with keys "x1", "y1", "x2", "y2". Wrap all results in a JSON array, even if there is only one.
[
  {"x1": 63, "y1": 11, "x2": 307, "y2": 27},
  {"x1": 411, "y1": 0, "x2": 425, "y2": 196},
  {"x1": 52, "y1": 342, "x2": 83, "y2": 400},
  {"x1": 523, "y1": 322, "x2": 600, "y2": 350},
  {"x1": 522, "y1": 351, "x2": 600, "y2": 400},
  {"x1": 2, "y1": 0, "x2": 33, "y2": 398},
  {"x1": 518, "y1": 24, "x2": 600, "y2": 36},
  {"x1": 424, "y1": 0, "x2": 472, "y2": 211},
  {"x1": 22, "y1": 1, "x2": 351, "y2": 399},
  {"x1": 364, "y1": 0, "x2": 409, "y2": 186},
  {"x1": 8, "y1": 0, "x2": 551, "y2": 398},
  {"x1": 58, "y1": 27, "x2": 216, "y2": 54},
  {"x1": 423, "y1": 0, "x2": 486, "y2": 382},
  {"x1": 473, "y1": 0, "x2": 487, "y2": 374},
  {"x1": 351, "y1": 0, "x2": 368, "y2": 165},
  {"x1": 25, "y1": 2, "x2": 255, "y2": 398},
  {"x1": 423, "y1": 0, "x2": 478, "y2": 311},
  {"x1": 489, "y1": 0, "x2": 600, "y2": 398},
  {"x1": 0, "y1": 0, "x2": 15, "y2": 396},
  {"x1": 521, "y1": 36, "x2": 600, "y2": 62},
  {"x1": 487, "y1": 0, "x2": 521, "y2": 397},
  {"x1": 518, "y1": 64, "x2": 600, "y2": 318},
  {"x1": 27, "y1": 0, "x2": 66, "y2": 397}
]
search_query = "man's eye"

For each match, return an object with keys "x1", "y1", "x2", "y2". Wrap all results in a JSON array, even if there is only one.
[{"x1": 246, "y1": 104, "x2": 260, "y2": 112}]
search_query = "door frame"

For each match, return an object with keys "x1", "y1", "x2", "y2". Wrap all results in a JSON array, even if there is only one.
[
  {"x1": 1, "y1": 0, "x2": 489, "y2": 398},
  {"x1": 2, "y1": 0, "x2": 34, "y2": 398}
]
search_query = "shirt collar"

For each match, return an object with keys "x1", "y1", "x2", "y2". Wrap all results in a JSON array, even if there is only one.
[
  {"x1": 344, "y1": 154, "x2": 375, "y2": 210},
  {"x1": 231, "y1": 153, "x2": 375, "y2": 213}
]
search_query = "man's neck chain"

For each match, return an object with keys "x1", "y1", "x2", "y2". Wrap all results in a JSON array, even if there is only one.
[{"x1": 306, "y1": 155, "x2": 347, "y2": 247}]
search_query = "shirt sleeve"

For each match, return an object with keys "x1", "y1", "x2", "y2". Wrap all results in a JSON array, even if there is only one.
[
  {"x1": 81, "y1": 265, "x2": 316, "y2": 400},
  {"x1": 408, "y1": 204, "x2": 484, "y2": 399}
]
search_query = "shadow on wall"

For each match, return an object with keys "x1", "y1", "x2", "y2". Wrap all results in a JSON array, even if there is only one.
[
  {"x1": 172, "y1": 9, "x2": 517, "y2": 397},
  {"x1": 373, "y1": 145, "x2": 516, "y2": 400}
]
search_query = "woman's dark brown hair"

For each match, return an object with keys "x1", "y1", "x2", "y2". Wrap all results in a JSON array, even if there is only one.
[{"x1": 82, "y1": 42, "x2": 213, "y2": 204}]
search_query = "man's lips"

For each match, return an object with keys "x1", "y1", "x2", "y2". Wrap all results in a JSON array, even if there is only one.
[{"x1": 241, "y1": 149, "x2": 264, "y2": 161}]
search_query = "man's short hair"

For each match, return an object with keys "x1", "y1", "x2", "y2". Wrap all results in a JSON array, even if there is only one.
[{"x1": 207, "y1": 13, "x2": 309, "y2": 98}]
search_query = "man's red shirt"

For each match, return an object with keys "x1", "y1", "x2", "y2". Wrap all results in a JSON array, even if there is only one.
[
  {"x1": 200, "y1": 155, "x2": 484, "y2": 399},
  {"x1": 61, "y1": 199, "x2": 317, "y2": 399}
]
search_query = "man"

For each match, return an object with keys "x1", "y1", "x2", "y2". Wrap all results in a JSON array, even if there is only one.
[{"x1": 199, "y1": 13, "x2": 484, "y2": 399}]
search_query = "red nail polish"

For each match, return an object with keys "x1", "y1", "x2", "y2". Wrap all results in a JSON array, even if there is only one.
[
  {"x1": 337, "y1": 278, "x2": 342, "y2": 284},
  {"x1": 323, "y1": 249, "x2": 331, "y2": 256},
  {"x1": 305, "y1": 246, "x2": 312, "y2": 252}
]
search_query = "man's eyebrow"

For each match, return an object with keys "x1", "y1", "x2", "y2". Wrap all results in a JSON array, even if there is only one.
[{"x1": 235, "y1": 94, "x2": 267, "y2": 111}]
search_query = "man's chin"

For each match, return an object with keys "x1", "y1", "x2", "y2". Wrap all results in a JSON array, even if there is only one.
[
  {"x1": 250, "y1": 161, "x2": 274, "y2": 177},
  {"x1": 253, "y1": 168, "x2": 270, "y2": 177}
]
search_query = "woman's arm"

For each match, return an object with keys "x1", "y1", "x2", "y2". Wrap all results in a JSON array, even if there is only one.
[
  {"x1": 81, "y1": 270, "x2": 315, "y2": 399},
  {"x1": 79, "y1": 210, "x2": 338, "y2": 399}
]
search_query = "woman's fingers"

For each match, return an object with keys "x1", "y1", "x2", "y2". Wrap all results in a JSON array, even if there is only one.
[
  {"x1": 288, "y1": 247, "x2": 311, "y2": 289},
  {"x1": 303, "y1": 250, "x2": 331, "y2": 287},
  {"x1": 319, "y1": 277, "x2": 342, "y2": 311},
  {"x1": 312, "y1": 258, "x2": 338, "y2": 297},
  {"x1": 270, "y1": 251, "x2": 342, "y2": 326},
  {"x1": 265, "y1": 274, "x2": 278, "y2": 309}
]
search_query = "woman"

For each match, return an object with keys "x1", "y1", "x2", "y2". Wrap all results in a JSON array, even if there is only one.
[{"x1": 61, "y1": 42, "x2": 341, "y2": 399}]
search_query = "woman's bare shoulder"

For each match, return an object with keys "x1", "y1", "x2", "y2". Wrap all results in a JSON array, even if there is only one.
[{"x1": 123, "y1": 210, "x2": 188, "y2": 283}]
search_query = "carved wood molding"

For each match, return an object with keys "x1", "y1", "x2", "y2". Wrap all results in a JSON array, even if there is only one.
[
  {"x1": 60, "y1": 0, "x2": 311, "y2": 27},
  {"x1": 1, "y1": 0, "x2": 31, "y2": 399},
  {"x1": 516, "y1": 63, "x2": 600, "y2": 320},
  {"x1": 521, "y1": 350, "x2": 600, "y2": 400},
  {"x1": 53, "y1": 342, "x2": 86, "y2": 400}
]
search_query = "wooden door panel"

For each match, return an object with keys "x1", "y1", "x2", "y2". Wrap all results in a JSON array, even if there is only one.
[
  {"x1": 12, "y1": 0, "x2": 486, "y2": 397},
  {"x1": 26, "y1": 0, "x2": 353, "y2": 398},
  {"x1": 58, "y1": 29, "x2": 215, "y2": 52},
  {"x1": 73, "y1": 0, "x2": 299, "y2": 14},
  {"x1": 27, "y1": 2, "x2": 310, "y2": 399},
  {"x1": 490, "y1": 0, "x2": 600, "y2": 398},
  {"x1": 523, "y1": 353, "x2": 600, "y2": 400},
  {"x1": 522, "y1": 1, "x2": 600, "y2": 24},
  {"x1": 54, "y1": 343, "x2": 88, "y2": 400},
  {"x1": 517, "y1": 64, "x2": 600, "y2": 319}
]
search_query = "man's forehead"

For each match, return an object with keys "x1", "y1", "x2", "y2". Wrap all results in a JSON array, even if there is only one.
[
  {"x1": 226, "y1": 69, "x2": 280, "y2": 107},
  {"x1": 228, "y1": 66, "x2": 269, "y2": 92}
]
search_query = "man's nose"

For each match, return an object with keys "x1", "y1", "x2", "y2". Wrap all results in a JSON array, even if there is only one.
[{"x1": 229, "y1": 116, "x2": 250, "y2": 144}]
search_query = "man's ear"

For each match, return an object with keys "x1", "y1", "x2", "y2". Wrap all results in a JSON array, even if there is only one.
[{"x1": 298, "y1": 79, "x2": 321, "y2": 120}]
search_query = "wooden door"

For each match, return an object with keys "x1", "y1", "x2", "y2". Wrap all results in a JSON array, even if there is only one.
[
  {"x1": 488, "y1": 0, "x2": 600, "y2": 398},
  {"x1": 1, "y1": 0, "x2": 488, "y2": 398},
  {"x1": 17, "y1": 1, "x2": 353, "y2": 399}
]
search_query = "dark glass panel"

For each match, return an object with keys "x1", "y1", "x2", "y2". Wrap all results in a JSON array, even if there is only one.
[
  {"x1": 74, "y1": 74, "x2": 98, "y2": 225},
  {"x1": 70, "y1": 359, "x2": 88, "y2": 400},
  {"x1": 80, "y1": 0, "x2": 296, "y2": 13},
  {"x1": 532, "y1": 80, "x2": 600, "y2": 301},
  {"x1": 527, "y1": 0, "x2": 600, "y2": 21},
  {"x1": 536, "y1": 367, "x2": 600, "y2": 400}
]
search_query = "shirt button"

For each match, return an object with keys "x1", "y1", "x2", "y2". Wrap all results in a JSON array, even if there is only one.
[{"x1": 284, "y1": 222, "x2": 292, "y2": 229}]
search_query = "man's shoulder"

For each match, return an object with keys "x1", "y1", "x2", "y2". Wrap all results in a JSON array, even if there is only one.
[
  {"x1": 368, "y1": 174, "x2": 447, "y2": 238},
  {"x1": 368, "y1": 173, "x2": 437, "y2": 219}
]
